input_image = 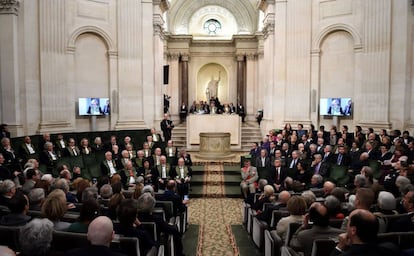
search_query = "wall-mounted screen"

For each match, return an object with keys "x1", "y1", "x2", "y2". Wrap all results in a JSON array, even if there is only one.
[
  {"x1": 319, "y1": 98, "x2": 352, "y2": 116},
  {"x1": 78, "y1": 98, "x2": 110, "y2": 116}
]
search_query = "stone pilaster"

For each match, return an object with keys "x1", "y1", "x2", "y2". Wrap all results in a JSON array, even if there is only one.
[
  {"x1": 236, "y1": 54, "x2": 246, "y2": 106},
  {"x1": 358, "y1": 0, "x2": 392, "y2": 129},
  {"x1": 0, "y1": 0, "x2": 24, "y2": 136},
  {"x1": 37, "y1": 0, "x2": 73, "y2": 133},
  {"x1": 115, "y1": 0, "x2": 146, "y2": 130}
]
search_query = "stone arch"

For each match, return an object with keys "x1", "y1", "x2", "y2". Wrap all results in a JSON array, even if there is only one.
[
  {"x1": 196, "y1": 63, "x2": 229, "y2": 102},
  {"x1": 313, "y1": 23, "x2": 362, "y2": 52},
  {"x1": 168, "y1": 0, "x2": 257, "y2": 35},
  {"x1": 67, "y1": 26, "x2": 116, "y2": 53}
]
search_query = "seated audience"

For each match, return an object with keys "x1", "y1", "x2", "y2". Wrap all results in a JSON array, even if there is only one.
[
  {"x1": 324, "y1": 195, "x2": 345, "y2": 219},
  {"x1": 0, "y1": 191, "x2": 31, "y2": 226},
  {"x1": 137, "y1": 193, "x2": 183, "y2": 256},
  {"x1": 0, "y1": 179, "x2": 16, "y2": 208},
  {"x1": 157, "y1": 179, "x2": 187, "y2": 217},
  {"x1": 276, "y1": 196, "x2": 307, "y2": 241},
  {"x1": 332, "y1": 209, "x2": 395, "y2": 256},
  {"x1": 19, "y1": 218, "x2": 60, "y2": 256},
  {"x1": 290, "y1": 202, "x2": 342, "y2": 256},
  {"x1": 389, "y1": 190, "x2": 414, "y2": 232},
  {"x1": 170, "y1": 157, "x2": 192, "y2": 198},
  {"x1": 115, "y1": 199, "x2": 156, "y2": 255},
  {"x1": 28, "y1": 188, "x2": 45, "y2": 211},
  {"x1": 21, "y1": 168, "x2": 40, "y2": 194},
  {"x1": 41, "y1": 189, "x2": 71, "y2": 231},
  {"x1": 67, "y1": 216, "x2": 127, "y2": 256},
  {"x1": 67, "y1": 199, "x2": 101, "y2": 233}
]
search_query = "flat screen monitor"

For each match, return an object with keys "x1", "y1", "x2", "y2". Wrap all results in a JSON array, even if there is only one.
[
  {"x1": 319, "y1": 98, "x2": 352, "y2": 116},
  {"x1": 78, "y1": 98, "x2": 110, "y2": 116}
]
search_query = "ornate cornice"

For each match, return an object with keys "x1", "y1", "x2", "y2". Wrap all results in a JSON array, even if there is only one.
[{"x1": 0, "y1": 0, "x2": 20, "y2": 15}]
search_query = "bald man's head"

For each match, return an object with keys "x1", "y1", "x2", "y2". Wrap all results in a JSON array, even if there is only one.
[
  {"x1": 348, "y1": 209, "x2": 378, "y2": 244},
  {"x1": 87, "y1": 216, "x2": 114, "y2": 247},
  {"x1": 278, "y1": 191, "x2": 291, "y2": 204}
]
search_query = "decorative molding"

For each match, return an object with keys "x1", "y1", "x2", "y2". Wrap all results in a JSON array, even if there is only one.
[
  {"x1": 0, "y1": 0, "x2": 19, "y2": 15},
  {"x1": 67, "y1": 25, "x2": 116, "y2": 53},
  {"x1": 312, "y1": 23, "x2": 362, "y2": 51}
]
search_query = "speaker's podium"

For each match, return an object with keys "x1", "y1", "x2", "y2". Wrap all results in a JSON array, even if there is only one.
[{"x1": 186, "y1": 114, "x2": 241, "y2": 152}]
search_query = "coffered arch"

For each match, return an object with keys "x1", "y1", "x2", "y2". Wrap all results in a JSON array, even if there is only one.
[{"x1": 167, "y1": 0, "x2": 258, "y2": 36}]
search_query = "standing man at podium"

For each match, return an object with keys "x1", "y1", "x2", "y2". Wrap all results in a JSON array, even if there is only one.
[{"x1": 160, "y1": 113, "x2": 174, "y2": 141}]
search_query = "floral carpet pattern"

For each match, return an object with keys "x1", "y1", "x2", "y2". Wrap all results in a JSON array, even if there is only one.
[{"x1": 188, "y1": 163, "x2": 243, "y2": 256}]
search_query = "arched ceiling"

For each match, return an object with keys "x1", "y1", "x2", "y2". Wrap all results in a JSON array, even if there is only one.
[{"x1": 167, "y1": 0, "x2": 258, "y2": 37}]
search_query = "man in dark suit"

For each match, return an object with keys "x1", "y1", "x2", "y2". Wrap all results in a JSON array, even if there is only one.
[
  {"x1": 160, "y1": 113, "x2": 174, "y2": 141},
  {"x1": 39, "y1": 142, "x2": 58, "y2": 175},
  {"x1": 311, "y1": 154, "x2": 330, "y2": 177},
  {"x1": 255, "y1": 149, "x2": 271, "y2": 179},
  {"x1": 157, "y1": 179, "x2": 187, "y2": 217},
  {"x1": 331, "y1": 209, "x2": 385, "y2": 256},
  {"x1": 268, "y1": 158, "x2": 288, "y2": 192},
  {"x1": 334, "y1": 145, "x2": 351, "y2": 167},
  {"x1": 179, "y1": 102, "x2": 188, "y2": 123},
  {"x1": 290, "y1": 202, "x2": 342, "y2": 256},
  {"x1": 0, "y1": 124, "x2": 11, "y2": 139},
  {"x1": 169, "y1": 157, "x2": 192, "y2": 198},
  {"x1": 389, "y1": 190, "x2": 414, "y2": 232},
  {"x1": 100, "y1": 151, "x2": 118, "y2": 177},
  {"x1": 178, "y1": 148, "x2": 192, "y2": 167},
  {"x1": 153, "y1": 156, "x2": 171, "y2": 191},
  {"x1": 237, "y1": 103, "x2": 246, "y2": 122},
  {"x1": 19, "y1": 136, "x2": 38, "y2": 163},
  {"x1": 66, "y1": 216, "x2": 127, "y2": 256},
  {"x1": 1, "y1": 137, "x2": 21, "y2": 172}
]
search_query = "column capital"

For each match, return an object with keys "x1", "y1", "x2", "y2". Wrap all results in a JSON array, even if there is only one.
[
  {"x1": 0, "y1": 0, "x2": 20, "y2": 15},
  {"x1": 236, "y1": 54, "x2": 245, "y2": 62},
  {"x1": 167, "y1": 52, "x2": 180, "y2": 61},
  {"x1": 181, "y1": 53, "x2": 190, "y2": 62}
]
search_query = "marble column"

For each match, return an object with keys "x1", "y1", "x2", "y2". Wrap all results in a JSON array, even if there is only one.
[
  {"x1": 0, "y1": 0, "x2": 23, "y2": 136},
  {"x1": 236, "y1": 54, "x2": 246, "y2": 106},
  {"x1": 180, "y1": 54, "x2": 189, "y2": 106}
]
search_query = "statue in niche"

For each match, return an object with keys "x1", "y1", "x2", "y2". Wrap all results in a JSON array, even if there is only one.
[{"x1": 205, "y1": 71, "x2": 221, "y2": 100}]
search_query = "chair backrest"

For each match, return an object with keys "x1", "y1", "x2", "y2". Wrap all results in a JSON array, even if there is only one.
[
  {"x1": 310, "y1": 239, "x2": 336, "y2": 256},
  {"x1": 0, "y1": 225, "x2": 20, "y2": 251},
  {"x1": 384, "y1": 213, "x2": 408, "y2": 232},
  {"x1": 51, "y1": 230, "x2": 90, "y2": 252},
  {"x1": 155, "y1": 200, "x2": 174, "y2": 219},
  {"x1": 111, "y1": 236, "x2": 141, "y2": 256},
  {"x1": 153, "y1": 208, "x2": 166, "y2": 222},
  {"x1": 378, "y1": 231, "x2": 414, "y2": 250},
  {"x1": 140, "y1": 222, "x2": 158, "y2": 242},
  {"x1": 285, "y1": 222, "x2": 302, "y2": 246},
  {"x1": 270, "y1": 210, "x2": 290, "y2": 229}
]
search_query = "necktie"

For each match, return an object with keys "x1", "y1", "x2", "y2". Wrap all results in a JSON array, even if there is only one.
[
  {"x1": 315, "y1": 163, "x2": 320, "y2": 174},
  {"x1": 73, "y1": 148, "x2": 77, "y2": 156},
  {"x1": 276, "y1": 168, "x2": 280, "y2": 183},
  {"x1": 337, "y1": 155, "x2": 342, "y2": 165}
]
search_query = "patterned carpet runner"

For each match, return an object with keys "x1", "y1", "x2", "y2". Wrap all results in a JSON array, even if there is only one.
[{"x1": 188, "y1": 163, "x2": 243, "y2": 256}]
